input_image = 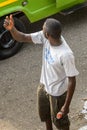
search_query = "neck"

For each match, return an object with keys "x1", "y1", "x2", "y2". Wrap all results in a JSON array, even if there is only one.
[{"x1": 50, "y1": 38, "x2": 62, "y2": 46}]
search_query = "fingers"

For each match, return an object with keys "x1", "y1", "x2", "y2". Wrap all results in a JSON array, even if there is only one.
[
  {"x1": 3, "y1": 17, "x2": 10, "y2": 27},
  {"x1": 3, "y1": 14, "x2": 13, "y2": 30},
  {"x1": 10, "y1": 14, "x2": 14, "y2": 23},
  {"x1": 10, "y1": 14, "x2": 13, "y2": 20}
]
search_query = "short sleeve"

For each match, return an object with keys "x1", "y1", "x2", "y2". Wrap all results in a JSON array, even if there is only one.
[
  {"x1": 30, "y1": 31, "x2": 44, "y2": 44},
  {"x1": 62, "y1": 53, "x2": 79, "y2": 77}
]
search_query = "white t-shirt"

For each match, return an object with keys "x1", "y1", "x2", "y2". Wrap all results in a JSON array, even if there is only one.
[{"x1": 31, "y1": 31, "x2": 79, "y2": 96}]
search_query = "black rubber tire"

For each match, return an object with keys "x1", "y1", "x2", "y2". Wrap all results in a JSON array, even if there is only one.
[{"x1": 0, "y1": 17, "x2": 26, "y2": 60}]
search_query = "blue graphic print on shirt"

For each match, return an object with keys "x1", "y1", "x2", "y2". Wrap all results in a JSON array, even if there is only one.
[{"x1": 45, "y1": 48, "x2": 54, "y2": 64}]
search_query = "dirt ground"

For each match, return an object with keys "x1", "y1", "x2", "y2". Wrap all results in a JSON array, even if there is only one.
[{"x1": 0, "y1": 8, "x2": 87, "y2": 130}]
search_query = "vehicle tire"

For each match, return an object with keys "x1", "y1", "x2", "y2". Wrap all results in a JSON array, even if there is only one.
[{"x1": 0, "y1": 17, "x2": 26, "y2": 60}]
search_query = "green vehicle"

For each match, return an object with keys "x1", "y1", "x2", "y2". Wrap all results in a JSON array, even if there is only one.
[{"x1": 0, "y1": 0, "x2": 87, "y2": 59}]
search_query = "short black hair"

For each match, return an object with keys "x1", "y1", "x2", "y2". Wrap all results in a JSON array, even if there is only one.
[{"x1": 45, "y1": 18, "x2": 62, "y2": 39}]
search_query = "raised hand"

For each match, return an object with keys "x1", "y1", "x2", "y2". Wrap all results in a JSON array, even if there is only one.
[{"x1": 3, "y1": 14, "x2": 14, "y2": 31}]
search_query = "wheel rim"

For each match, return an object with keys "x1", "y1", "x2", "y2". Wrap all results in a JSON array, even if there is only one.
[{"x1": 0, "y1": 30, "x2": 15, "y2": 49}]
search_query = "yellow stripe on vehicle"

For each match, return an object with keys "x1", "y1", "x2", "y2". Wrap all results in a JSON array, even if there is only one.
[{"x1": 0, "y1": 0, "x2": 18, "y2": 7}]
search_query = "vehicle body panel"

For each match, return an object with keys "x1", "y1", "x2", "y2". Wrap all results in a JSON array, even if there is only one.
[{"x1": 0, "y1": 0, "x2": 86, "y2": 22}]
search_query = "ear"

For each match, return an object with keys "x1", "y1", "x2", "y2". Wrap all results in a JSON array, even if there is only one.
[{"x1": 46, "y1": 32, "x2": 49, "y2": 38}]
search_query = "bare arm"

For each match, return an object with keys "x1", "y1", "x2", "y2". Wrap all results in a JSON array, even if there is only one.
[
  {"x1": 60, "y1": 76, "x2": 76, "y2": 115},
  {"x1": 3, "y1": 15, "x2": 33, "y2": 43},
  {"x1": 10, "y1": 26, "x2": 32, "y2": 43}
]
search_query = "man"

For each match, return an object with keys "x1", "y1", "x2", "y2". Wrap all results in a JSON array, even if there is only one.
[{"x1": 4, "y1": 15, "x2": 79, "y2": 130}]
